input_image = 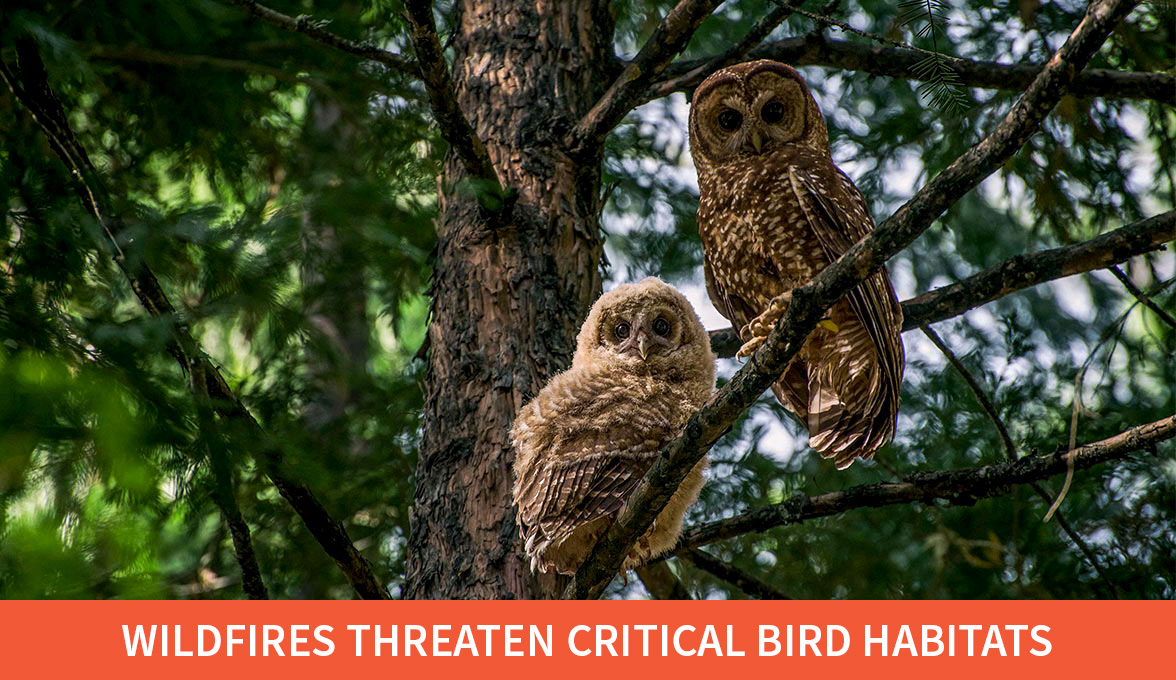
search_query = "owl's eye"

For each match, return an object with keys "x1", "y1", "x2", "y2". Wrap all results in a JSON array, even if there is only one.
[
  {"x1": 761, "y1": 100, "x2": 785, "y2": 124},
  {"x1": 614, "y1": 321, "x2": 631, "y2": 340},
  {"x1": 717, "y1": 109, "x2": 742, "y2": 131},
  {"x1": 652, "y1": 317, "x2": 671, "y2": 337}
]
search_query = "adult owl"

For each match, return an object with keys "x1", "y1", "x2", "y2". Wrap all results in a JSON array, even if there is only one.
[
  {"x1": 511, "y1": 278, "x2": 715, "y2": 575},
  {"x1": 688, "y1": 60, "x2": 904, "y2": 468}
]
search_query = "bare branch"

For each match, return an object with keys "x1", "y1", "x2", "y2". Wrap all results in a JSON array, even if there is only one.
[
  {"x1": 676, "y1": 414, "x2": 1175, "y2": 551},
  {"x1": 921, "y1": 326, "x2": 1019, "y2": 460},
  {"x1": 706, "y1": 210, "x2": 1175, "y2": 357},
  {"x1": 900, "y1": 211, "x2": 1175, "y2": 330},
  {"x1": 191, "y1": 361, "x2": 269, "y2": 600},
  {"x1": 225, "y1": 0, "x2": 417, "y2": 76},
  {"x1": 777, "y1": 1, "x2": 951, "y2": 60},
  {"x1": 1043, "y1": 496, "x2": 1121, "y2": 597},
  {"x1": 1, "y1": 40, "x2": 388, "y2": 601},
  {"x1": 652, "y1": 35, "x2": 1174, "y2": 104},
  {"x1": 228, "y1": 0, "x2": 502, "y2": 194},
  {"x1": 564, "y1": 0, "x2": 1141, "y2": 600},
  {"x1": 568, "y1": 0, "x2": 723, "y2": 155},
  {"x1": 684, "y1": 548, "x2": 792, "y2": 599},
  {"x1": 402, "y1": 0, "x2": 503, "y2": 189},
  {"x1": 1109, "y1": 265, "x2": 1176, "y2": 329}
]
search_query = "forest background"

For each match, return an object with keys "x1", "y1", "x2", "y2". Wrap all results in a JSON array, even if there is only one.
[{"x1": 0, "y1": 0, "x2": 1172, "y2": 600}]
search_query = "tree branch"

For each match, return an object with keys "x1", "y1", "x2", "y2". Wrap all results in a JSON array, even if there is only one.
[
  {"x1": 564, "y1": 0, "x2": 1140, "y2": 600},
  {"x1": 652, "y1": 34, "x2": 1174, "y2": 104},
  {"x1": 567, "y1": 0, "x2": 723, "y2": 155},
  {"x1": 684, "y1": 548, "x2": 792, "y2": 599},
  {"x1": 675, "y1": 414, "x2": 1175, "y2": 551},
  {"x1": 1, "y1": 39, "x2": 388, "y2": 600},
  {"x1": 920, "y1": 326, "x2": 1018, "y2": 460},
  {"x1": 1041, "y1": 495, "x2": 1121, "y2": 598},
  {"x1": 706, "y1": 210, "x2": 1175, "y2": 357},
  {"x1": 225, "y1": 0, "x2": 417, "y2": 76},
  {"x1": 401, "y1": 0, "x2": 502, "y2": 189},
  {"x1": 921, "y1": 326, "x2": 1121, "y2": 598},
  {"x1": 191, "y1": 361, "x2": 269, "y2": 600},
  {"x1": 775, "y1": 1, "x2": 952, "y2": 61},
  {"x1": 652, "y1": 1, "x2": 801, "y2": 97},
  {"x1": 901, "y1": 211, "x2": 1175, "y2": 330},
  {"x1": 226, "y1": 0, "x2": 501, "y2": 192},
  {"x1": 1109, "y1": 265, "x2": 1176, "y2": 329}
]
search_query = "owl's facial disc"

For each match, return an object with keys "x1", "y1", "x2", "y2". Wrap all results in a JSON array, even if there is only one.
[
  {"x1": 742, "y1": 74, "x2": 806, "y2": 154},
  {"x1": 608, "y1": 307, "x2": 680, "y2": 362},
  {"x1": 690, "y1": 61, "x2": 812, "y2": 164}
]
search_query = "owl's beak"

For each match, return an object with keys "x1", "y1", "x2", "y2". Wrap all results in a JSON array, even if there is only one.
[
  {"x1": 750, "y1": 130, "x2": 764, "y2": 154},
  {"x1": 636, "y1": 330, "x2": 650, "y2": 361}
]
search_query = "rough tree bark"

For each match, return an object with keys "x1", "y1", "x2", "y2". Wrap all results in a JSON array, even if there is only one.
[{"x1": 405, "y1": 0, "x2": 616, "y2": 599}]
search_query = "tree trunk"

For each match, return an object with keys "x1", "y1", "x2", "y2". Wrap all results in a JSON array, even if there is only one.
[{"x1": 405, "y1": 0, "x2": 615, "y2": 598}]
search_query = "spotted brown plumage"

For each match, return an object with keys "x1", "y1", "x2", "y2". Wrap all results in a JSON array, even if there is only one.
[
  {"x1": 689, "y1": 60, "x2": 905, "y2": 468},
  {"x1": 511, "y1": 278, "x2": 715, "y2": 574}
]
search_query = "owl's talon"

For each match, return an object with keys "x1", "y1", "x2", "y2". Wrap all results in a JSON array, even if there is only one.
[
  {"x1": 765, "y1": 291, "x2": 792, "y2": 317},
  {"x1": 747, "y1": 292, "x2": 793, "y2": 335},
  {"x1": 736, "y1": 292, "x2": 794, "y2": 359},
  {"x1": 736, "y1": 335, "x2": 765, "y2": 359}
]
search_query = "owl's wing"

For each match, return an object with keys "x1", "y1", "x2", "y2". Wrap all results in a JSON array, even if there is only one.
[
  {"x1": 702, "y1": 255, "x2": 727, "y2": 319},
  {"x1": 787, "y1": 166, "x2": 904, "y2": 397},
  {"x1": 701, "y1": 227, "x2": 758, "y2": 331},
  {"x1": 515, "y1": 429, "x2": 664, "y2": 554}
]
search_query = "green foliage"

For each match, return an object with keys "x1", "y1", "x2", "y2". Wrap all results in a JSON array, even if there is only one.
[
  {"x1": 2, "y1": 0, "x2": 1173, "y2": 600},
  {"x1": 2, "y1": 0, "x2": 436, "y2": 598}
]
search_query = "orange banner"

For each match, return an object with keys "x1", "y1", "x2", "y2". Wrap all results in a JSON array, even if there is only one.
[{"x1": 0, "y1": 600, "x2": 1168, "y2": 678}]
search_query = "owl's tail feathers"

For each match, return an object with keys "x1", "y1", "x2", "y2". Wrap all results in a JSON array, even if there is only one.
[
  {"x1": 809, "y1": 403, "x2": 896, "y2": 469},
  {"x1": 773, "y1": 365, "x2": 897, "y2": 469}
]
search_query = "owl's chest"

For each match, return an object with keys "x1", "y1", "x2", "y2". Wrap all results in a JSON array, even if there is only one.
[{"x1": 697, "y1": 166, "x2": 828, "y2": 289}]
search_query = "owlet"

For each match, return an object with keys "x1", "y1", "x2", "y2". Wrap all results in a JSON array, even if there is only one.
[{"x1": 511, "y1": 278, "x2": 715, "y2": 574}]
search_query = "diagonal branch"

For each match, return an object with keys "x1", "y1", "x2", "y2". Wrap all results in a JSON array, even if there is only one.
[
  {"x1": 402, "y1": 0, "x2": 502, "y2": 189},
  {"x1": 225, "y1": 0, "x2": 417, "y2": 76},
  {"x1": 1, "y1": 39, "x2": 388, "y2": 600},
  {"x1": 567, "y1": 0, "x2": 724, "y2": 155},
  {"x1": 708, "y1": 210, "x2": 1175, "y2": 357},
  {"x1": 674, "y1": 413, "x2": 1175, "y2": 551},
  {"x1": 1109, "y1": 265, "x2": 1176, "y2": 329},
  {"x1": 684, "y1": 548, "x2": 793, "y2": 599},
  {"x1": 775, "y1": 1, "x2": 951, "y2": 61},
  {"x1": 191, "y1": 361, "x2": 269, "y2": 600},
  {"x1": 920, "y1": 326, "x2": 1018, "y2": 460},
  {"x1": 651, "y1": 35, "x2": 1174, "y2": 104},
  {"x1": 564, "y1": 0, "x2": 1141, "y2": 600},
  {"x1": 227, "y1": 0, "x2": 500, "y2": 191}
]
